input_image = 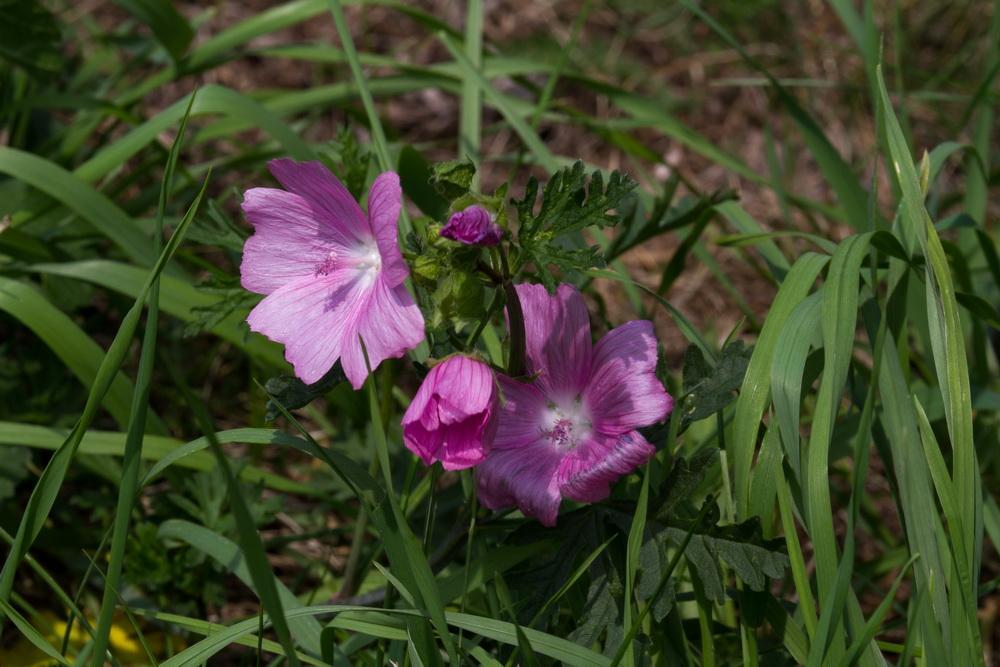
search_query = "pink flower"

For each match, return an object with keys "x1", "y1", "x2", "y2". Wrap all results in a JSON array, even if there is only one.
[
  {"x1": 241, "y1": 159, "x2": 425, "y2": 389},
  {"x1": 402, "y1": 355, "x2": 498, "y2": 470},
  {"x1": 440, "y1": 205, "x2": 502, "y2": 246},
  {"x1": 477, "y1": 284, "x2": 673, "y2": 526}
]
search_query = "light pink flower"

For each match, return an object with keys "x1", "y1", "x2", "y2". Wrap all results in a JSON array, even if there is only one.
[
  {"x1": 477, "y1": 283, "x2": 673, "y2": 526},
  {"x1": 440, "y1": 205, "x2": 502, "y2": 246},
  {"x1": 241, "y1": 159, "x2": 424, "y2": 389},
  {"x1": 402, "y1": 355, "x2": 498, "y2": 470}
]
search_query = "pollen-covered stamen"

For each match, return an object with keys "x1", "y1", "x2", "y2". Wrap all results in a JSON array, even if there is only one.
[
  {"x1": 315, "y1": 248, "x2": 339, "y2": 276},
  {"x1": 541, "y1": 397, "x2": 592, "y2": 451},
  {"x1": 315, "y1": 243, "x2": 382, "y2": 277}
]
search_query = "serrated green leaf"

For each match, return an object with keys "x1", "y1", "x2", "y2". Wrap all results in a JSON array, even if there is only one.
[
  {"x1": 680, "y1": 341, "x2": 752, "y2": 427},
  {"x1": 514, "y1": 161, "x2": 636, "y2": 288},
  {"x1": 431, "y1": 159, "x2": 476, "y2": 201}
]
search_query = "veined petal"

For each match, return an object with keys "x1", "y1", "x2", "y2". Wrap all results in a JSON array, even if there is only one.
[
  {"x1": 433, "y1": 355, "x2": 495, "y2": 422},
  {"x1": 341, "y1": 277, "x2": 425, "y2": 389},
  {"x1": 514, "y1": 283, "x2": 592, "y2": 397},
  {"x1": 402, "y1": 355, "x2": 497, "y2": 471},
  {"x1": 367, "y1": 171, "x2": 408, "y2": 287},
  {"x1": 476, "y1": 376, "x2": 562, "y2": 525},
  {"x1": 476, "y1": 446, "x2": 563, "y2": 526},
  {"x1": 557, "y1": 430, "x2": 656, "y2": 503},
  {"x1": 494, "y1": 376, "x2": 549, "y2": 449},
  {"x1": 240, "y1": 187, "x2": 347, "y2": 294},
  {"x1": 246, "y1": 268, "x2": 369, "y2": 384},
  {"x1": 585, "y1": 320, "x2": 673, "y2": 435},
  {"x1": 268, "y1": 159, "x2": 370, "y2": 247}
]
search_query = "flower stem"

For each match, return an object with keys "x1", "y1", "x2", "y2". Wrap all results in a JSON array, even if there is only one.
[{"x1": 504, "y1": 281, "x2": 526, "y2": 377}]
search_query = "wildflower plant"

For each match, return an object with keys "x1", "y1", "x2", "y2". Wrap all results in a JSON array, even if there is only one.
[{"x1": 240, "y1": 156, "x2": 675, "y2": 526}]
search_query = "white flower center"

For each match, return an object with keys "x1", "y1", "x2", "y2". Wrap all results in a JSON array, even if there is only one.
[
  {"x1": 315, "y1": 243, "x2": 382, "y2": 278},
  {"x1": 541, "y1": 397, "x2": 591, "y2": 451},
  {"x1": 353, "y1": 243, "x2": 382, "y2": 273}
]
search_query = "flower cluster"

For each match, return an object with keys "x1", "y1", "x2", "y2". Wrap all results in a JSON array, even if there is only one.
[{"x1": 241, "y1": 160, "x2": 673, "y2": 526}]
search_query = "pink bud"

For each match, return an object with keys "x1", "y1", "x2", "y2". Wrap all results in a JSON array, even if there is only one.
[
  {"x1": 402, "y1": 355, "x2": 498, "y2": 470},
  {"x1": 440, "y1": 205, "x2": 502, "y2": 246}
]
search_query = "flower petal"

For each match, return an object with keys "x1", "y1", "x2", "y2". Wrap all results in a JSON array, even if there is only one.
[
  {"x1": 240, "y1": 187, "x2": 345, "y2": 294},
  {"x1": 340, "y1": 277, "x2": 425, "y2": 389},
  {"x1": 557, "y1": 430, "x2": 656, "y2": 503},
  {"x1": 366, "y1": 171, "x2": 409, "y2": 287},
  {"x1": 432, "y1": 355, "x2": 495, "y2": 423},
  {"x1": 585, "y1": 320, "x2": 673, "y2": 435},
  {"x1": 246, "y1": 268, "x2": 369, "y2": 384},
  {"x1": 514, "y1": 283, "x2": 592, "y2": 397},
  {"x1": 476, "y1": 446, "x2": 563, "y2": 526},
  {"x1": 402, "y1": 355, "x2": 497, "y2": 471},
  {"x1": 494, "y1": 376, "x2": 549, "y2": 449},
  {"x1": 267, "y1": 159, "x2": 370, "y2": 247},
  {"x1": 476, "y1": 376, "x2": 562, "y2": 525}
]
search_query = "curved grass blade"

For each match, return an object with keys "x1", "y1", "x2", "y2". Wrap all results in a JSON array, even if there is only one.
[
  {"x1": 439, "y1": 32, "x2": 559, "y2": 174},
  {"x1": 164, "y1": 360, "x2": 301, "y2": 667},
  {"x1": 839, "y1": 556, "x2": 920, "y2": 667},
  {"x1": 0, "y1": 170, "x2": 209, "y2": 610},
  {"x1": 326, "y1": 0, "x2": 394, "y2": 173},
  {"x1": 0, "y1": 423, "x2": 315, "y2": 496},
  {"x1": 459, "y1": 0, "x2": 483, "y2": 168},
  {"x1": 681, "y1": 1, "x2": 869, "y2": 229},
  {"x1": 0, "y1": 598, "x2": 71, "y2": 666},
  {"x1": 28, "y1": 260, "x2": 285, "y2": 369},
  {"x1": 90, "y1": 92, "x2": 194, "y2": 667},
  {"x1": 75, "y1": 85, "x2": 314, "y2": 184},
  {"x1": 158, "y1": 520, "x2": 323, "y2": 655},
  {"x1": 801, "y1": 234, "x2": 872, "y2": 662},
  {"x1": 731, "y1": 252, "x2": 827, "y2": 515},
  {"x1": 0, "y1": 277, "x2": 156, "y2": 430},
  {"x1": 877, "y1": 64, "x2": 982, "y2": 663},
  {"x1": 0, "y1": 147, "x2": 156, "y2": 266}
]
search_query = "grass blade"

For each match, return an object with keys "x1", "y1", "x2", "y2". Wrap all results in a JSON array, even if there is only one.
[
  {"x1": 89, "y1": 91, "x2": 195, "y2": 667},
  {"x1": 0, "y1": 170, "x2": 210, "y2": 610}
]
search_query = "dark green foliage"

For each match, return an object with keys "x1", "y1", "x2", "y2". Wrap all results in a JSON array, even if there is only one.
[
  {"x1": 126, "y1": 522, "x2": 225, "y2": 615},
  {"x1": 264, "y1": 364, "x2": 347, "y2": 421},
  {"x1": 406, "y1": 220, "x2": 491, "y2": 338},
  {"x1": 636, "y1": 534, "x2": 676, "y2": 622},
  {"x1": 665, "y1": 515, "x2": 788, "y2": 598},
  {"x1": 398, "y1": 145, "x2": 449, "y2": 219},
  {"x1": 181, "y1": 275, "x2": 258, "y2": 338},
  {"x1": 318, "y1": 127, "x2": 372, "y2": 201},
  {"x1": 607, "y1": 180, "x2": 736, "y2": 260},
  {"x1": 569, "y1": 557, "x2": 624, "y2": 654},
  {"x1": 657, "y1": 447, "x2": 719, "y2": 519},
  {"x1": 0, "y1": 447, "x2": 29, "y2": 502},
  {"x1": 512, "y1": 161, "x2": 637, "y2": 290},
  {"x1": 112, "y1": 0, "x2": 194, "y2": 62},
  {"x1": 0, "y1": 0, "x2": 63, "y2": 79},
  {"x1": 430, "y1": 159, "x2": 477, "y2": 201},
  {"x1": 680, "y1": 340, "x2": 753, "y2": 427}
]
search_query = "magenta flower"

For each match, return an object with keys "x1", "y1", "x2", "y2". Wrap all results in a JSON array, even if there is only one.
[
  {"x1": 241, "y1": 159, "x2": 424, "y2": 389},
  {"x1": 440, "y1": 205, "x2": 502, "y2": 246},
  {"x1": 477, "y1": 284, "x2": 673, "y2": 526},
  {"x1": 402, "y1": 355, "x2": 498, "y2": 470}
]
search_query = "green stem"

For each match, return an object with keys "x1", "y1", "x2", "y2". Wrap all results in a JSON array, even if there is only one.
[{"x1": 504, "y1": 281, "x2": 526, "y2": 377}]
